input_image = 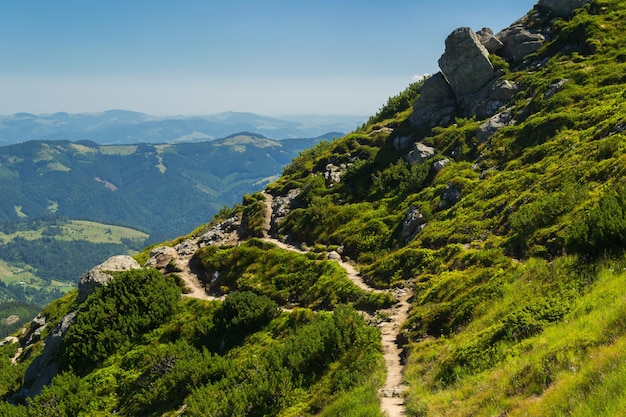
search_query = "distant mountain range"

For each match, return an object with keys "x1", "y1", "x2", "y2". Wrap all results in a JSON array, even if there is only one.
[{"x1": 0, "y1": 110, "x2": 365, "y2": 145}]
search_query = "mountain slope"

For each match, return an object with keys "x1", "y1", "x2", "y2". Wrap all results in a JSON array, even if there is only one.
[{"x1": 2, "y1": 1, "x2": 626, "y2": 416}]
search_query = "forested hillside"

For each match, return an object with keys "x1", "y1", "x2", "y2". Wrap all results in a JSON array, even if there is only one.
[
  {"x1": 0, "y1": 133, "x2": 331, "y2": 239},
  {"x1": 2, "y1": 0, "x2": 626, "y2": 416}
]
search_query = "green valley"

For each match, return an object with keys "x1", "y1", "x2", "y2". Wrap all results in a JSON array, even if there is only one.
[{"x1": 2, "y1": 0, "x2": 626, "y2": 416}]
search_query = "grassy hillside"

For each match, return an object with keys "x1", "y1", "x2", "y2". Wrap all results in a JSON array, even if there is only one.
[
  {"x1": 264, "y1": 1, "x2": 626, "y2": 415},
  {"x1": 2, "y1": 1, "x2": 626, "y2": 416}
]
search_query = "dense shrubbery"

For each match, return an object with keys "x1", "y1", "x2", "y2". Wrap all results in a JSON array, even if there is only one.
[
  {"x1": 6, "y1": 296, "x2": 383, "y2": 416},
  {"x1": 196, "y1": 239, "x2": 392, "y2": 309},
  {"x1": 367, "y1": 80, "x2": 424, "y2": 125},
  {"x1": 212, "y1": 290, "x2": 279, "y2": 351},
  {"x1": 241, "y1": 192, "x2": 267, "y2": 238},
  {"x1": 63, "y1": 269, "x2": 180, "y2": 372},
  {"x1": 568, "y1": 182, "x2": 626, "y2": 256}
]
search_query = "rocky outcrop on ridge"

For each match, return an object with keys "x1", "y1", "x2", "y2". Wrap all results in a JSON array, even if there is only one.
[
  {"x1": 409, "y1": 26, "x2": 521, "y2": 132},
  {"x1": 409, "y1": 0, "x2": 589, "y2": 135},
  {"x1": 406, "y1": 1, "x2": 589, "y2": 161},
  {"x1": 77, "y1": 255, "x2": 141, "y2": 302},
  {"x1": 438, "y1": 27, "x2": 496, "y2": 98}
]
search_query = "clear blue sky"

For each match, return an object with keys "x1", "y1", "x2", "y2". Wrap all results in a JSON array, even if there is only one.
[{"x1": 0, "y1": 1, "x2": 537, "y2": 116}]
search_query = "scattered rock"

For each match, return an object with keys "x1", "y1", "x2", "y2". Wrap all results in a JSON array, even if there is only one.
[
  {"x1": 402, "y1": 206, "x2": 426, "y2": 243},
  {"x1": 145, "y1": 246, "x2": 179, "y2": 269},
  {"x1": 378, "y1": 386, "x2": 407, "y2": 398},
  {"x1": 406, "y1": 142, "x2": 436, "y2": 166},
  {"x1": 175, "y1": 240, "x2": 198, "y2": 257},
  {"x1": 539, "y1": 0, "x2": 591, "y2": 16},
  {"x1": 433, "y1": 159, "x2": 451, "y2": 173},
  {"x1": 77, "y1": 255, "x2": 141, "y2": 303},
  {"x1": 544, "y1": 78, "x2": 569, "y2": 100},
  {"x1": 439, "y1": 183, "x2": 462, "y2": 209},
  {"x1": 439, "y1": 27, "x2": 495, "y2": 97},
  {"x1": 476, "y1": 110, "x2": 515, "y2": 144},
  {"x1": 197, "y1": 215, "x2": 242, "y2": 247}
]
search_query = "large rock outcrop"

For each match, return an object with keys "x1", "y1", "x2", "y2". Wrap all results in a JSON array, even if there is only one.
[
  {"x1": 408, "y1": 72, "x2": 457, "y2": 131},
  {"x1": 77, "y1": 255, "x2": 141, "y2": 302},
  {"x1": 496, "y1": 22, "x2": 546, "y2": 63},
  {"x1": 438, "y1": 27, "x2": 495, "y2": 98},
  {"x1": 538, "y1": 0, "x2": 590, "y2": 16},
  {"x1": 409, "y1": 27, "x2": 518, "y2": 132}
]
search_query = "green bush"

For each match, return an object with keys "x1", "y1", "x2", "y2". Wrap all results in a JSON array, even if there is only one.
[
  {"x1": 367, "y1": 80, "x2": 424, "y2": 125},
  {"x1": 63, "y1": 269, "x2": 180, "y2": 372},
  {"x1": 568, "y1": 183, "x2": 626, "y2": 256},
  {"x1": 212, "y1": 291, "x2": 279, "y2": 351}
]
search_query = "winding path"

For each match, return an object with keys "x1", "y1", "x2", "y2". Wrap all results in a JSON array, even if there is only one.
[
  {"x1": 149, "y1": 192, "x2": 410, "y2": 417},
  {"x1": 173, "y1": 254, "x2": 224, "y2": 302},
  {"x1": 261, "y1": 192, "x2": 410, "y2": 417}
]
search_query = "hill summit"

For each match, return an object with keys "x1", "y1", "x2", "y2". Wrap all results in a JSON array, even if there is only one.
[{"x1": 3, "y1": 0, "x2": 626, "y2": 416}]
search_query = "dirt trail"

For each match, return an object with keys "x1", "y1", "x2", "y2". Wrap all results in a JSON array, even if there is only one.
[
  {"x1": 173, "y1": 254, "x2": 224, "y2": 302},
  {"x1": 11, "y1": 347, "x2": 23, "y2": 365},
  {"x1": 261, "y1": 192, "x2": 410, "y2": 417},
  {"x1": 378, "y1": 291, "x2": 411, "y2": 417}
]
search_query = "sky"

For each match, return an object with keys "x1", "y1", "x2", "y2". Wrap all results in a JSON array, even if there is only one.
[{"x1": 0, "y1": 1, "x2": 537, "y2": 117}]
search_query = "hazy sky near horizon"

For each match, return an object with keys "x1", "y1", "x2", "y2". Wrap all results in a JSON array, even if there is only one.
[{"x1": 1, "y1": 1, "x2": 537, "y2": 116}]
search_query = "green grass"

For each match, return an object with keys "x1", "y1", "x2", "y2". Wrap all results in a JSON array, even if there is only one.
[
  {"x1": 402, "y1": 258, "x2": 626, "y2": 417},
  {"x1": 60, "y1": 220, "x2": 148, "y2": 243},
  {"x1": 0, "y1": 259, "x2": 40, "y2": 285},
  {"x1": 0, "y1": 220, "x2": 147, "y2": 245}
]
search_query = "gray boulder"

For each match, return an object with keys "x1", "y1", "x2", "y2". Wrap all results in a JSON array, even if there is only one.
[
  {"x1": 270, "y1": 189, "x2": 301, "y2": 234},
  {"x1": 459, "y1": 78, "x2": 520, "y2": 119},
  {"x1": 477, "y1": 27, "x2": 503, "y2": 54},
  {"x1": 145, "y1": 246, "x2": 179, "y2": 269},
  {"x1": 324, "y1": 163, "x2": 348, "y2": 186},
  {"x1": 327, "y1": 251, "x2": 342, "y2": 261},
  {"x1": 77, "y1": 255, "x2": 141, "y2": 302},
  {"x1": 497, "y1": 25, "x2": 546, "y2": 63},
  {"x1": 402, "y1": 206, "x2": 426, "y2": 243},
  {"x1": 438, "y1": 27, "x2": 495, "y2": 97},
  {"x1": 439, "y1": 183, "x2": 462, "y2": 209},
  {"x1": 544, "y1": 78, "x2": 569, "y2": 100},
  {"x1": 433, "y1": 159, "x2": 451, "y2": 173},
  {"x1": 406, "y1": 142, "x2": 436, "y2": 166},
  {"x1": 408, "y1": 72, "x2": 457, "y2": 131},
  {"x1": 539, "y1": 0, "x2": 590, "y2": 16},
  {"x1": 477, "y1": 110, "x2": 515, "y2": 144}
]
